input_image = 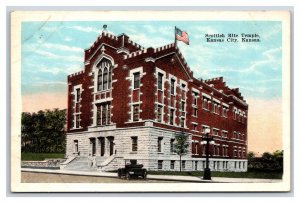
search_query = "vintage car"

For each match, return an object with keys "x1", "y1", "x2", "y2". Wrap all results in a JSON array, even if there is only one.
[{"x1": 117, "y1": 163, "x2": 147, "y2": 180}]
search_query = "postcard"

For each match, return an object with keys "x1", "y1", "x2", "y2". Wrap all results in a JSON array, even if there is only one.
[{"x1": 11, "y1": 10, "x2": 291, "y2": 192}]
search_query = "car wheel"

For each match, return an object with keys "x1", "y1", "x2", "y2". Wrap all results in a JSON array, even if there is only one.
[
  {"x1": 143, "y1": 171, "x2": 147, "y2": 179},
  {"x1": 126, "y1": 172, "x2": 131, "y2": 180},
  {"x1": 118, "y1": 171, "x2": 122, "y2": 179}
]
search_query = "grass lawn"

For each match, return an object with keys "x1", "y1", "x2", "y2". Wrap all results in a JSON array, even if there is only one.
[
  {"x1": 21, "y1": 153, "x2": 65, "y2": 161},
  {"x1": 148, "y1": 170, "x2": 283, "y2": 179}
]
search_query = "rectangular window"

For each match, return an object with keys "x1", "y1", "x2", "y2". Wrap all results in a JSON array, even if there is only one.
[
  {"x1": 158, "y1": 160, "x2": 163, "y2": 169},
  {"x1": 193, "y1": 124, "x2": 198, "y2": 131},
  {"x1": 157, "y1": 72, "x2": 163, "y2": 90},
  {"x1": 76, "y1": 88, "x2": 80, "y2": 102},
  {"x1": 195, "y1": 143, "x2": 199, "y2": 154},
  {"x1": 133, "y1": 72, "x2": 140, "y2": 89},
  {"x1": 169, "y1": 109, "x2": 174, "y2": 125},
  {"x1": 158, "y1": 137, "x2": 163, "y2": 152},
  {"x1": 193, "y1": 93, "x2": 197, "y2": 105},
  {"x1": 97, "y1": 105, "x2": 101, "y2": 125},
  {"x1": 170, "y1": 139, "x2": 175, "y2": 153},
  {"x1": 202, "y1": 125, "x2": 210, "y2": 133},
  {"x1": 193, "y1": 108, "x2": 197, "y2": 117},
  {"x1": 157, "y1": 105, "x2": 162, "y2": 122},
  {"x1": 107, "y1": 104, "x2": 111, "y2": 125},
  {"x1": 97, "y1": 103, "x2": 111, "y2": 126},
  {"x1": 182, "y1": 160, "x2": 186, "y2": 169},
  {"x1": 73, "y1": 140, "x2": 78, "y2": 153},
  {"x1": 75, "y1": 115, "x2": 80, "y2": 128},
  {"x1": 133, "y1": 104, "x2": 139, "y2": 121},
  {"x1": 181, "y1": 101, "x2": 185, "y2": 112},
  {"x1": 202, "y1": 97, "x2": 209, "y2": 110},
  {"x1": 102, "y1": 104, "x2": 107, "y2": 125},
  {"x1": 170, "y1": 160, "x2": 175, "y2": 169},
  {"x1": 170, "y1": 79, "x2": 175, "y2": 95},
  {"x1": 195, "y1": 161, "x2": 198, "y2": 170},
  {"x1": 180, "y1": 118, "x2": 185, "y2": 128},
  {"x1": 131, "y1": 137, "x2": 138, "y2": 152}
]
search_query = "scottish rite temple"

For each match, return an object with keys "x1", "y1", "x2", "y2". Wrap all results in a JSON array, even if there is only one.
[{"x1": 62, "y1": 29, "x2": 248, "y2": 172}]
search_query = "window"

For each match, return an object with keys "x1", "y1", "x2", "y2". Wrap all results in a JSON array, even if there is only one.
[
  {"x1": 157, "y1": 72, "x2": 163, "y2": 90},
  {"x1": 97, "y1": 59, "x2": 112, "y2": 91},
  {"x1": 193, "y1": 108, "x2": 197, "y2": 117},
  {"x1": 182, "y1": 160, "x2": 186, "y2": 169},
  {"x1": 133, "y1": 72, "x2": 140, "y2": 89},
  {"x1": 195, "y1": 161, "x2": 198, "y2": 170},
  {"x1": 158, "y1": 160, "x2": 163, "y2": 169},
  {"x1": 193, "y1": 93, "x2": 198, "y2": 105},
  {"x1": 181, "y1": 84, "x2": 186, "y2": 100},
  {"x1": 97, "y1": 69, "x2": 103, "y2": 91},
  {"x1": 97, "y1": 103, "x2": 111, "y2": 126},
  {"x1": 212, "y1": 129, "x2": 219, "y2": 136},
  {"x1": 76, "y1": 88, "x2": 80, "y2": 102},
  {"x1": 75, "y1": 115, "x2": 80, "y2": 128},
  {"x1": 233, "y1": 109, "x2": 237, "y2": 120},
  {"x1": 195, "y1": 142, "x2": 199, "y2": 155},
  {"x1": 233, "y1": 131, "x2": 237, "y2": 139},
  {"x1": 180, "y1": 118, "x2": 185, "y2": 128},
  {"x1": 170, "y1": 139, "x2": 175, "y2": 153},
  {"x1": 133, "y1": 104, "x2": 139, "y2": 121},
  {"x1": 213, "y1": 102, "x2": 219, "y2": 114},
  {"x1": 102, "y1": 104, "x2": 107, "y2": 125},
  {"x1": 170, "y1": 160, "x2": 175, "y2": 169},
  {"x1": 157, "y1": 105, "x2": 162, "y2": 122},
  {"x1": 158, "y1": 137, "x2": 163, "y2": 152},
  {"x1": 103, "y1": 67, "x2": 108, "y2": 90},
  {"x1": 202, "y1": 97, "x2": 209, "y2": 110},
  {"x1": 169, "y1": 109, "x2": 174, "y2": 125},
  {"x1": 192, "y1": 124, "x2": 198, "y2": 131},
  {"x1": 131, "y1": 137, "x2": 137, "y2": 152},
  {"x1": 73, "y1": 140, "x2": 78, "y2": 153},
  {"x1": 202, "y1": 145, "x2": 206, "y2": 155},
  {"x1": 202, "y1": 125, "x2": 210, "y2": 133},
  {"x1": 181, "y1": 101, "x2": 185, "y2": 113},
  {"x1": 222, "y1": 131, "x2": 228, "y2": 138},
  {"x1": 170, "y1": 79, "x2": 175, "y2": 95},
  {"x1": 222, "y1": 107, "x2": 228, "y2": 117}
]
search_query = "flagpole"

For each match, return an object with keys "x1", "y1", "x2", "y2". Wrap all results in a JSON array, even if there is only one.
[{"x1": 174, "y1": 26, "x2": 177, "y2": 46}]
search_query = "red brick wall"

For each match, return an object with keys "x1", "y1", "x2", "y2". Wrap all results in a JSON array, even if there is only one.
[{"x1": 67, "y1": 32, "x2": 248, "y2": 160}]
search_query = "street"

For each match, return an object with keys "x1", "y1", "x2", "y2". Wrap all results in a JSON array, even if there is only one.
[{"x1": 21, "y1": 172, "x2": 179, "y2": 183}]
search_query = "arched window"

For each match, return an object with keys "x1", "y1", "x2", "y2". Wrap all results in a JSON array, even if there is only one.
[
  {"x1": 97, "y1": 69, "x2": 103, "y2": 91},
  {"x1": 108, "y1": 67, "x2": 112, "y2": 89},
  {"x1": 96, "y1": 58, "x2": 112, "y2": 92},
  {"x1": 103, "y1": 67, "x2": 108, "y2": 90}
]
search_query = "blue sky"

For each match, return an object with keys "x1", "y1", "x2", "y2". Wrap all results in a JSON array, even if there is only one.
[{"x1": 21, "y1": 21, "x2": 282, "y2": 100}]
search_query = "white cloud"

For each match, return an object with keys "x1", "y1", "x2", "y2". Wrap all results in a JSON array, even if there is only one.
[{"x1": 42, "y1": 42, "x2": 83, "y2": 53}]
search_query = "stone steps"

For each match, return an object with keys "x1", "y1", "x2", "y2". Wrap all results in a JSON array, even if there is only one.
[{"x1": 63, "y1": 157, "x2": 97, "y2": 171}]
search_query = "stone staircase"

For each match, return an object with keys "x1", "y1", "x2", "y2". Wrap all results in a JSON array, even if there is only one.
[
  {"x1": 61, "y1": 155, "x2": 123, "y2": 172},
  {"x1": 63, "y1": 157, "x2": 97, "y2": 172}
]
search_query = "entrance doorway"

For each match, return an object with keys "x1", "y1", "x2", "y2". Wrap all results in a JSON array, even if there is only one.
[
  {"x1": 90, "y1": 138, "x2": 96, "y2": 156},
  {"x1": 108, "y1": 137, "x2": 114, "y2": 156},
  {"x1": 98, "y1": 137, "x2": 105, "y2": 156}
]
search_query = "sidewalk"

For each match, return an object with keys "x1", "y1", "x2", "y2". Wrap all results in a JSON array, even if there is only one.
[{"x1": 21, "y1": 168, "x2": 281, "y2": 183}]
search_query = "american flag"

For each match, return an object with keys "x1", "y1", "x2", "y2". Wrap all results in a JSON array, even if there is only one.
[{"x1": 175, "y1": 27, "x2": 189, "y2": 45}]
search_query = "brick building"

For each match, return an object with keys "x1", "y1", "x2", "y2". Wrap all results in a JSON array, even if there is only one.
[{"x1": 63, "y1": 30, "x2": 248, "y2": 172}]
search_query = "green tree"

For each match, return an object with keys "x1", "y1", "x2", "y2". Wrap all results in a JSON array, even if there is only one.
[
  {"x1": 174, "y1": 132, "x2": 189, "y2": 172},
  {"x1": 247, "y1": 151, "x2": 255, "y2": 162},
  {"x1": 21, "y1": 109, "x2": 66, "y2": 153}
]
